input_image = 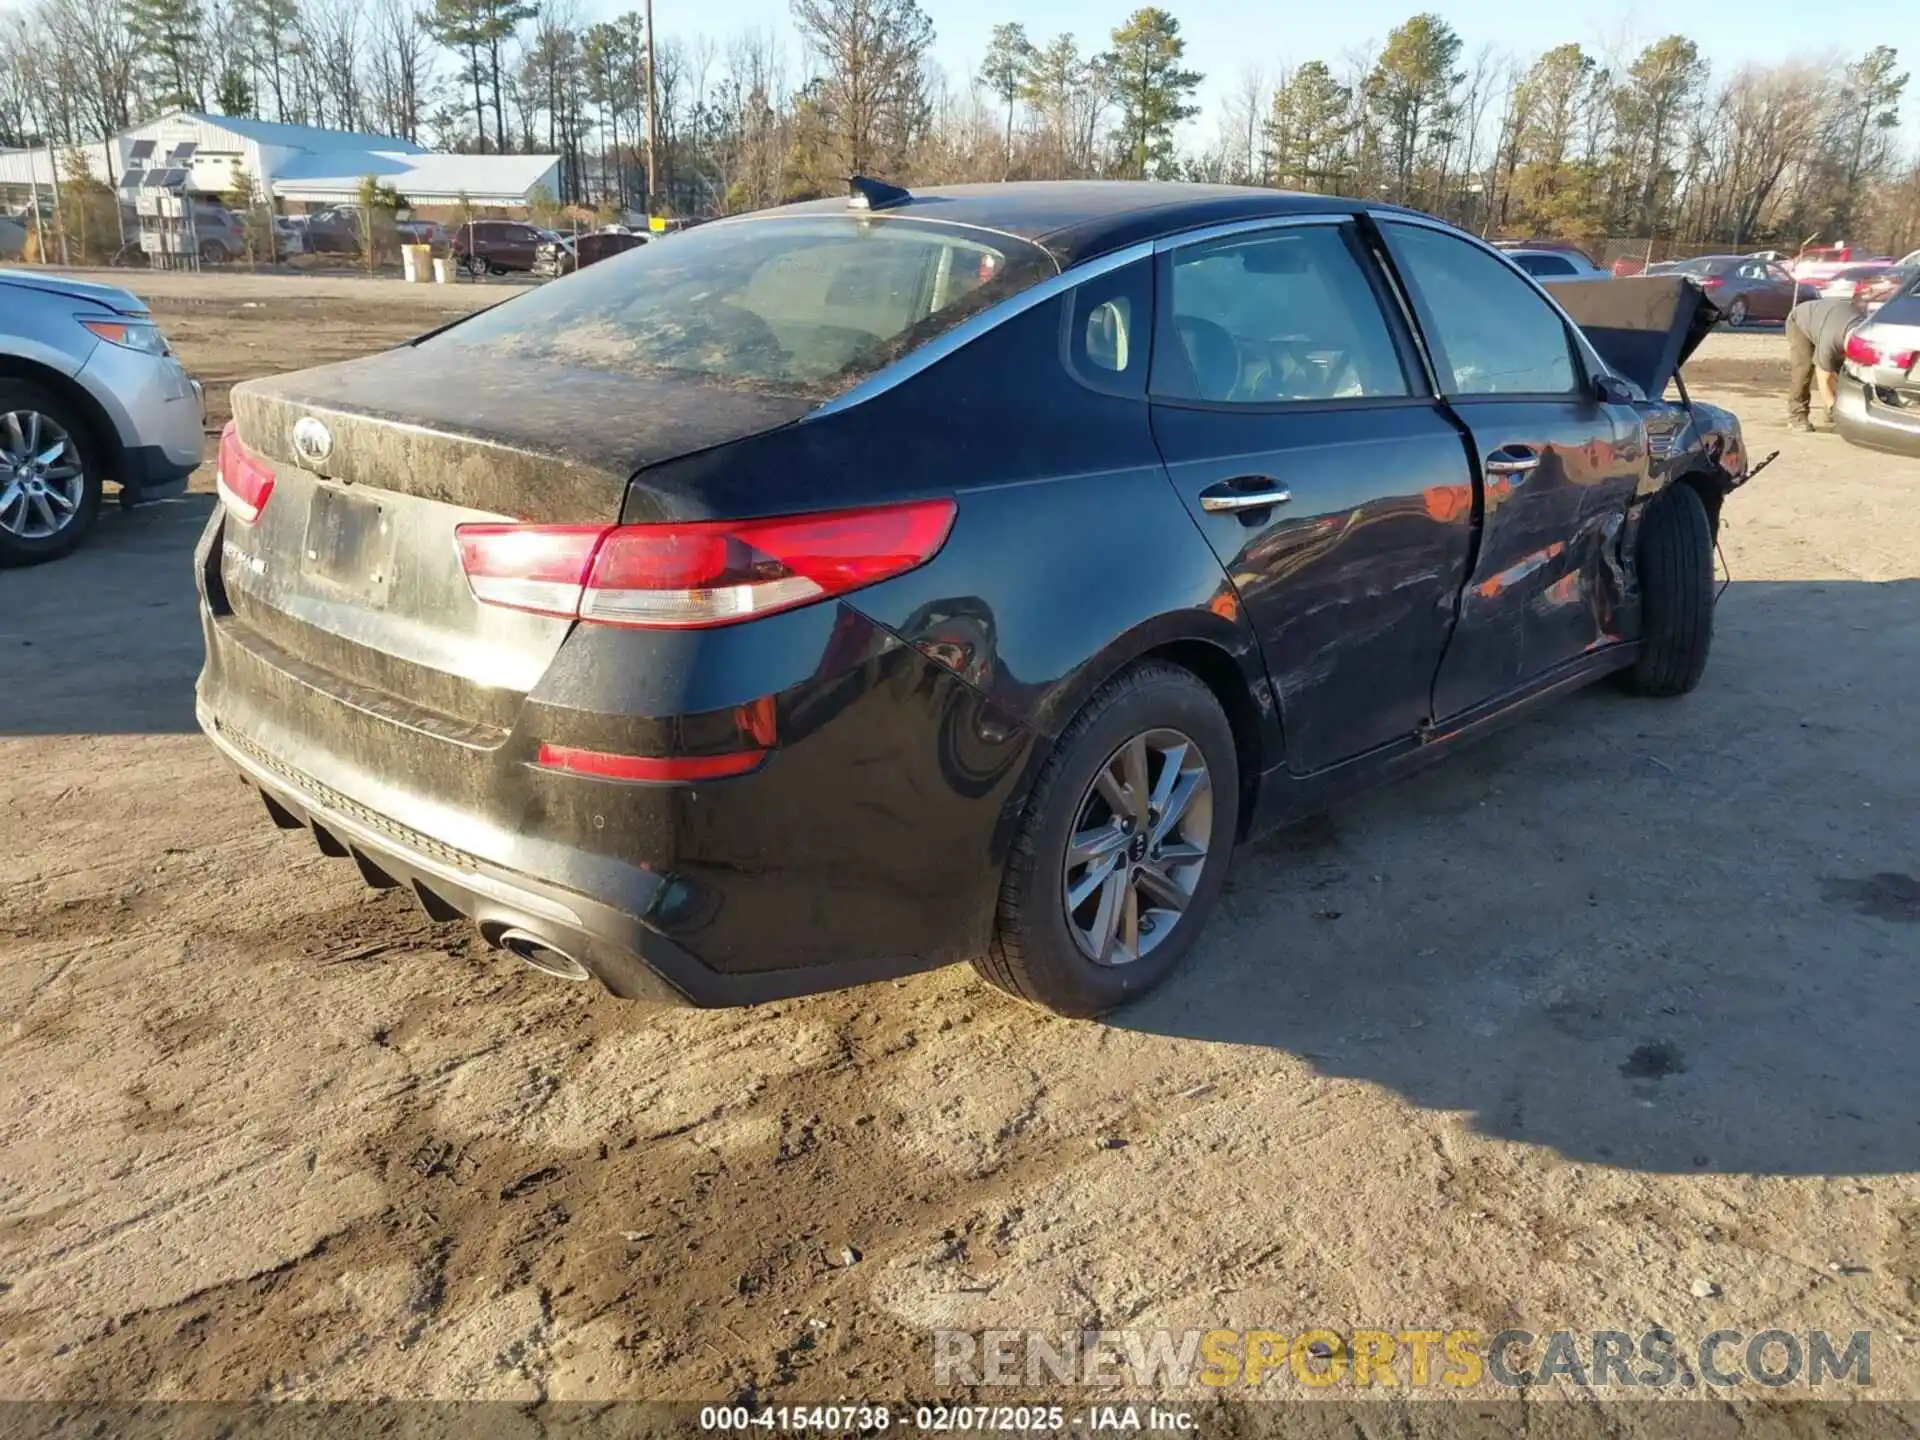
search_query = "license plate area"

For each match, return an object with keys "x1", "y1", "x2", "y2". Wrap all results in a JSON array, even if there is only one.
[{"x1": 302, "y1": 484, "x2": 396, "y2": 605}]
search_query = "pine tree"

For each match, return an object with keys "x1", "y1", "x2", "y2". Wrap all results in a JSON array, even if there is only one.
[
  {"x1": 979, "y1": 23, "x2": 1033, "y2": 172},
  {"x1": 426, "y1": 0, "x2": 490, "y2": 150},
  {"x1": 479, "y1": 0, "x2": 540, "y2": 156},
  {"x1": 1266, "y1": 60, "x2": 1350, "y2": 192},
  {"x1": 1103, "y1": 8, "x2": 1201, "y2": 180},
  {"x1": 1612, "y1": 36, "x2": 1707, "y2": 232},
  {"x1": 128, "y1": 0, "x2": 206, "y2": 111},
  {"x1": 243, "y1": 0, "x2": 300, "y2": 121},
  {"x1": 1365, "y1": 14, "x2": 1463, "y2": 205},
  {"x1": 1831, "y1": 47, "x2": 1908, "y2": 233}
]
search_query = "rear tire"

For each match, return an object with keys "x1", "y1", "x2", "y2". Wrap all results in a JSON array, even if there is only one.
[
  {"x1": 0, "y1": 382, "x2": 104, "y2": 566},
  {"x1": 1625, "y1": 482, "x2": 1715, "y2": 697},
  {"x1": 976, "y1": 663, "x2": 1239, "y2": 1017},
  {"x1": 1727, "y1": 297, "x2": 1748, "y2": 327}
]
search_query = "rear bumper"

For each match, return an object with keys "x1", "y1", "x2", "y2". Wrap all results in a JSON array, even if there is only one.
[
  {"x1": 198, "y1": 712, "x2": 944, "y2": 1005},
  {"x1": 192, "y1": 511, "x2": 1032, "y2": 1007},
  {"x1": 1835, "y1": 374, "x2": 1920, "y2": 457}
]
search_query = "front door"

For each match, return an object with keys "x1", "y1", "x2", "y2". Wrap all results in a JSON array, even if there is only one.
[
  {"x1": 1377, "y1": 220, "x2": 1645, "y2": 719},
  {"x1": 1147, "y1": 218, "x2": 1479, "y2": 773}
]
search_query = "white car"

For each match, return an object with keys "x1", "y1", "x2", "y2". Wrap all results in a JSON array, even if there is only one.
[
  {"x1": 1501, "y1": 247, "x2": 1612, "y2": 281},
  {"x1": 1821, "y1": 263, "x2": 1898, "y2": 299},
  {"x1": 1790, "y1": 244, "x2": 1892, "y2": 286}
]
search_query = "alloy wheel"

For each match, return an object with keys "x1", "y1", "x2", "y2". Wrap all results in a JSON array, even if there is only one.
[
  {"x1": 1061, "y1": 727, "x2": 1213, "y2": 966},
  {"x1": 0, "y1": 410, "x2": 84, "y2": 541},
  {"x1": 1728, "y1": 298, "x2": 1747, "y2": 327}
]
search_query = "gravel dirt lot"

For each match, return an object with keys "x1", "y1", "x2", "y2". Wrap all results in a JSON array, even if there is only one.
[{"x1": 2, "y1": 271, "x2": 1918, "y2": 1414}]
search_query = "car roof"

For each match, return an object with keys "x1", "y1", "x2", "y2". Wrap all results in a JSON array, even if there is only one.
[{"x1": 756, "y1": 182, "x2": 1394, "y2": 267}]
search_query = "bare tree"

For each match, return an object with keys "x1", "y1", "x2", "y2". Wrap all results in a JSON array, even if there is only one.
[
  {"x1": 307, "y1": 0, "x2": 365, "y2": 131},
  {"x1": 39, "y1": 0, "x2": 139, "y2": 138},
  {"x1": 789, "y1": 0, "x2": 934, "y2": 179},
  {"x1": 366, "y1": 0, "x2": 433, "y2": 139}
]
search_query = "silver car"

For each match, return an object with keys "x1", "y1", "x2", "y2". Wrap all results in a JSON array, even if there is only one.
[
  {"x1": 1501, "y1": 247, "x2": 1612, "y2": 281},
  {"x1": 1, "y1": 269, "x2": 203, "y2": 563},
  {"x1": 1835, "y1": 271, "x2": 1920, "y2": 458}
]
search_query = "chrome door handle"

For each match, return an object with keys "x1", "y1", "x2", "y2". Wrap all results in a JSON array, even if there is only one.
[
  {"x1": 1485, "y1": 449, "x2": 1540, "y2": 476},
  {"x1": 1200, "y1": 485, "x2": 1293, "y2": 513}
]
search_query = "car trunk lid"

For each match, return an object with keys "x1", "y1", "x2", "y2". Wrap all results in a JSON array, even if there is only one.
[
  {"x1": 218, "y1": 348, "x2": 813, "y2": 733},
  {"x1": 230, "y1": 346, "x2": 812, "y2": 521},
  {"x1": 1545, "y1": 274, "x2": 1718, "y2": 398},
  {"x1": 1853, "y1": 293, "x2": 1920, "y2": 399}
]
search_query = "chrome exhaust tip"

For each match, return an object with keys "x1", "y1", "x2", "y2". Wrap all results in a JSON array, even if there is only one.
[{"x1": 497, "y1": 928, "x2": 593, "y2": 982}]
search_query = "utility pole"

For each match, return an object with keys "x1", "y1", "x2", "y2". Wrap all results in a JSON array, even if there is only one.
[
  {"x1": 643, "y1": 0, "x2": 658, "y2": 218},
  {"x1": 106, "y1": 137, "x2": 126, "y2": 259},
  {"x1": 26, "y1": 166, "x2": 47, "y2": 265},
  {"x1": 45, "y1": 137, "x2": 71, "y2": 266}
]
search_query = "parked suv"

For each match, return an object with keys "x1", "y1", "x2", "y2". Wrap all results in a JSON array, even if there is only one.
[
  {"x1": 194, "y1": 206, "x2": 250, "y2": 262},
  {"x1": 0, "y1": 268, "x2": 202, "y2": 563},
  {"x1": 452, "y1": 219, "x2": 545, "y2": 276},
  {"x1": 118, "y1": 204, "x2": 250, "y2": 263}
]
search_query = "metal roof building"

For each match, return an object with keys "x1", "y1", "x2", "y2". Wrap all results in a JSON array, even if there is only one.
[{"x1": 0, "y1": 112, "x2": 560, "y2": 209}]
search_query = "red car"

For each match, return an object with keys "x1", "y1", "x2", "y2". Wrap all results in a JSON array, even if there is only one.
[{"x1": 1791, "y1": 243, "x2": 1892, "y2": 286}]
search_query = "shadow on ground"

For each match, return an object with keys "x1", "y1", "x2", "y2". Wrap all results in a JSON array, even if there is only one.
[
  {"x1": 2, "y1": 494, "x2": 211, "y2": 736},
  {"x1": 8, "y1": 501, "x2": 1919, "y2": 1181},
  {"x1": 1119, "y1": 577, "x2": 1920, "y2": 1177}
]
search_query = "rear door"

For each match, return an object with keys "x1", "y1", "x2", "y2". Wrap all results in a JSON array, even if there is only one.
[
  {"x1": 498, "y1": 223, "x2": 542, "y2": 270},
  {"x1": 1755, "y1": 261, "x2": 1798, "y2": 319},
  {"x1": 1377, "y1": 218, "x2": 1644, "y2": 718},
  {"x1": 1147, "y1": 217, "x2": 1479, "y2": 773}
]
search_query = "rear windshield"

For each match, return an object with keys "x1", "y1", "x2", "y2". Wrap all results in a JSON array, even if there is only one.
[{"x1": 425, "y1": 215, "x2": 1056, "y2": 399}]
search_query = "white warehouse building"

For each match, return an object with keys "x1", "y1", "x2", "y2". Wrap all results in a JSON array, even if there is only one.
[{"x1": 0, "y1": 111, "x2": 562, "y2": 211}]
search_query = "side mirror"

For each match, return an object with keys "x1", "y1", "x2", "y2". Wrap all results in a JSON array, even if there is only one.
[{"x1": 1594, "y1": 373, "x2": 1635, "y2": 405}]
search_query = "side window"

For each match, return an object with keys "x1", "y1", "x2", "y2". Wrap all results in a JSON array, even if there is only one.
[
  {"x1": 1517, "y1": 253, "x2": 1575, "y2": 277},
  {"x1": 1152, "y1": 224, "x2": 1410, "y2": 404},
  {"x1": 1064, "y1": 256, "x2": 1150, "y2": 397},
  {"x1": 1386, "y1": 223, "x2": 1579, "y2": 397}
]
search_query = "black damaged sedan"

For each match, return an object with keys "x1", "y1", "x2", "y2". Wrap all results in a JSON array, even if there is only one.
[{"x1": 196, "y1": 180, "x2": 1751, "y2": 1017}]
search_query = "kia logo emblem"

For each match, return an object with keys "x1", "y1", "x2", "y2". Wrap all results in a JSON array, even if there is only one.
[{"x1": 292, "y1": 416, "x2": 333, "y2": 466}]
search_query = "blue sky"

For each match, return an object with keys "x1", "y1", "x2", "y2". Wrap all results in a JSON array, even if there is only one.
[{"x1": 632, "y1": 0, "x2": 1920, "y2": 147}]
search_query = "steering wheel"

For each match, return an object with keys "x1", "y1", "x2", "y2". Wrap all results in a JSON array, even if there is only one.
[{"x1": 1173, "y1": 315, "x2": 1243, "y2": 401}]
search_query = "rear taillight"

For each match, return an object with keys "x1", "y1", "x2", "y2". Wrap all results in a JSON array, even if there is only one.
[
  {"x1": 1844, "y1": 334, "x2": 1915, "y2": 370},
  {"x1": 216, "y1": 422, "x2": 275, "y2": 525},
  {"x1": 455, "y1": 499, "x2": 956, "y2": 629},
  {"x1": 1699, "y1": 275, "x2": 1724, "y2": 288},
  {"x1": 454, "y1": 524, "x2": 605, "y2": 616}
]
